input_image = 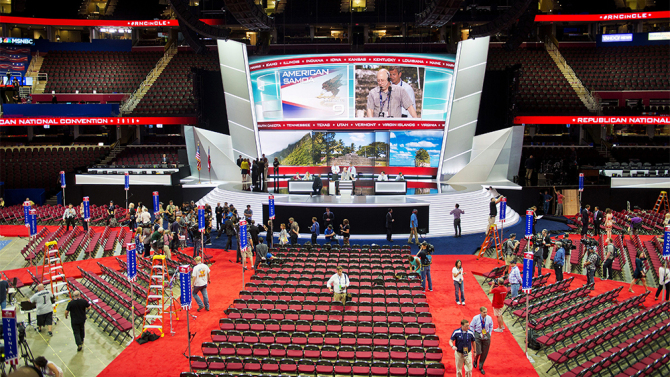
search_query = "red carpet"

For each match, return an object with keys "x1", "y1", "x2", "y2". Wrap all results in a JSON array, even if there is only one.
[{"x1": 97, "y1": 255, "x2": 540, "y2": 377}]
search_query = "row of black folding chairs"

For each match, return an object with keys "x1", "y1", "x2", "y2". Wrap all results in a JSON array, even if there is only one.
[
  {"x1": 270, "y1": 244, "x2": 411, "y2": 252},
  {"x1": 239, "y1": 287, "x2": 424, "y2": 301},
  {"x1": 201, "y1": 342, "x2": 443, "y2": 362},
  {"x1": 77, "y1": 267, "x2": 146, "y2": 326},
  {"x1": 225, "y1": 305, "x2": 432, "y2": 321},
  {"x1": 186, "y1": 357, "x2": 444, "y2": 376},
  {"x1": 219, "y1": 316, "x2": 435, "y2": 333},
  {"x1": 529, "y1": 286, "x2": 623, "y2": 332},
  {"x1": 512, "y1": 284, "x2": 593, "y2": 325},
  {"x1": 536, "y1": 292, "x2": 649, "y2": 351},
  {"x1": 503, "y1": 276, "x2": 573, "y2": 313},
  {"x1": 246, "y1": 278, "x2": 422, "y2": 289},
  {"x1": 547, "y1": 302, "x2": 670, "y2": 374},
  {"x1": 562, "y1": 324, "x2": 670, "y2": 377}
]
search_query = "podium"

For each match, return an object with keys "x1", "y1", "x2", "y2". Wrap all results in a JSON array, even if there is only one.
[{"x1": 338, "y1": 180, "x2": 354, "y2": 196}]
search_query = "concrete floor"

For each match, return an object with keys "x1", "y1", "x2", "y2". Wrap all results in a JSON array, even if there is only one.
[{"x1": 1, "y1": 236, "x2": 126, "y2": 377}]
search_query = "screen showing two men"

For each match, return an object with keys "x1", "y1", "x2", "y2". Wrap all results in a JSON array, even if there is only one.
[{"x1": 249, "y1": 54, "x2": 455, "y2": 122}]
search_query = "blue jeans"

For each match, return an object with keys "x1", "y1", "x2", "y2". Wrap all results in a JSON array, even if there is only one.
[
  {"x1": 543, "y1": 202, "x2": 550, "y2": 215},
  {"x1": 193, "y1": 285, "x2": 209, "y2": 310},
  {"x1": 0, "y1": 300, "x2": 6, "y2": 310},
  {"x1": 421, "y1": 265, "x2": 432, "y2": 291},
  {"x1": 510, "y1": 283, "x2": 520, "y2": 298},
  {"x1": 454, "y1": 280, "x2": 464, "y2": 302}
]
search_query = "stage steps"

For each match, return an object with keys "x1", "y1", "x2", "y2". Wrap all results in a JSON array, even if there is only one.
[{"x1": 196, "y1": 186, "x2": 519, "y2": 237}]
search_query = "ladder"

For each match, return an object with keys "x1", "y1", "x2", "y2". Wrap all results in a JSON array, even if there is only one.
[
  {"x1": 478, "y1": 224, "x2": 502, "y2": 261},
  {"x1": 141, "y1": 255, "x2": 168, "y2": 337},
  {"x1": 41, "y1": 241, "x2": 72, "y2": 307},
  {"x1": 652, "y1": 191, "x2": 669, "y2": 213}
]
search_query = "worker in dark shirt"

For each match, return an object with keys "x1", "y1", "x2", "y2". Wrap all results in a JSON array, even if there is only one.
[{"x1": 65, "y1": 291, "x2": 90, "y2": 351}]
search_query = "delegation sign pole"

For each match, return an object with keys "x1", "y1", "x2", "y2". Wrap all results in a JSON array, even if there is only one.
[
  {"x1": 523, "y1": 209, "x2": 535, "y2": 362},
  {"x1": 663, "y1": 226, "x2": 670, "y2": 302},
  {"x1": 179, "y1": 265, "x2": 193, "y2": 372}
]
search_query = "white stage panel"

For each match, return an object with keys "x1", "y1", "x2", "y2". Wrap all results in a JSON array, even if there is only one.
[{"x1": 75, "y1": 174, "x2": 172, "y2": 185}]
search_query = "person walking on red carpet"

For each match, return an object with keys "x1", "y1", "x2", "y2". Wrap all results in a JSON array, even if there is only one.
[
  {"x1": 192, "y1": 257, "x2": 211, "y2": 311},
  {"x1": 488, "y1": 278, "x2": 508, "y2": 332},
  {"x1": 469, "y1": 306, "x2": 493, "y2": 375},
  {"x1": 452, "y1": 260, "x2": 465, "y2": 305},
  {"x1": 450, "y1": 319, "x2": 476, "y2": 377}
]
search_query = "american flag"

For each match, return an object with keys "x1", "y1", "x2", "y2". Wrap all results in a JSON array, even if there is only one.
[
  {"x1": 207, "y1": 146, "x2": 211, "y2": 172},
  {"x1": 196, "y1": 143, "x2": 201, "y2": 171}
]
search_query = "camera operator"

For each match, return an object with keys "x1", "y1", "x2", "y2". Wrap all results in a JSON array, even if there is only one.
[
  {"x1": 502, "y1": 233, "x2": 519, "y2": 274},
  {"x1": 532, "y1": 231, "x2": 547, "y2": 277},
  {"x1": 553, "y1": 241, "x2": 565, "y2": 281},
  {"x1": 417, "y1": 242, "x2": 433, "y2": 292}
]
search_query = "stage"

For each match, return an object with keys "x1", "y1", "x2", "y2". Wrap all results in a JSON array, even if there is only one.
[{"x1": 187, "y1": 178, "x2": 521, "y2": 238}]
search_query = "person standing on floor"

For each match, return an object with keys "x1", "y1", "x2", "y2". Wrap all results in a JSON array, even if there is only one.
[
  {"x1": 469, "y1": 306, "x2": 493, "y2": 375},
  {"x1": 386, "y1": 208, "x2": 394, "y2": 242},
  {"x1": 191, "y1": 256, "x2": 210, "y2": 312},
  {"x1": 593, "y1": 206, "x2": 603, "y2": 237},
  {"x1": 605, "y1": 208, "x2": 615, "y2": 240},
  {"x1": 450, "y1": 319, "x2": 476, "y2": 377},
  {"x1": 62, "y1": 204, "x2": 77, "y2": 232},
  {"x1": 417, "y1": 242, "x2": 433, "y2": 292},
  {"x1": 408, "y1": 209, "x2": 419, "y2": 244},
  {"x1": 542, "y1": 190, "x2": 552, "y2": 215},
  {"x1": 0, "y1": 278, "x2": 8, "y2": 310},
  {"x1": 524, "y1": 155, "x2": 535, "y2": 184},
  {"x1": 581, "y1": 205, "x2": 591, "y2": 236},
  {"x1": 323, "y1": 208, "x2": 335, "y2": 230},
  {"x1": 487, "y1": 197, "x2": 504, "y2": 235},
  {"x1": 451, "y1": 204, "x2": 465, "y2": 238},
  {"x1": 583, "y1": 246, "x2": 598, "y2": 289},
  {"x1": 602, "y1": 238, "x2": 615, "y2": 280},
  {"x1": 628, "y1": 251, "x2": 649, "y2": 293},
  {"x1": 279, "y1": 223, "x2": 289, "y2": 246},
  {"x1": 509, "y1": 263, "x2": 522, "y2": 298},
  {"x1": 553, "y1": 186, "x2": 565, "y2": 216},
  {"x1": 327, "y1": 266, "x2": 350, "y2": 307},
  {"x1": 65, "y1": 291, "x2": 90, "y2": 352},
  {"x1": 310, "y1": 217, "x2": 320, "y2": 245},
  {"x1": 488, "y1": 278, "x2": 508, "y2": 332},
  {"x1": 654, "y1": 261, "x2": 670, "y2": 301},
  {"x1": 289, "y1": 217, "x2": 299, "y2": 245},
  {"x1": 553, "y1": 241, "x2": 565, "y2": 281},
  {"x1": 215, "y1": 203, "x2": 224, "y2": 232},
  {"x1": 79, "y1": 202, "x2": 88, "y2": 231},
  {"x1": 340, "y1": 219, "x2": 350, "y2": 246},
  {"x1": 30, "y1": 284, "x2": 54, "y2": 336},
  {"x1": 453, "y1": 260, "x2": 465, "y2": 305}
]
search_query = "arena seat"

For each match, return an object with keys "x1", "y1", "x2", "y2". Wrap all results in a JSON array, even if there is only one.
[
  {"x1": 560, "y1": 45, "x2": 670, "y2": 91},
  {"x1": 132, "y1": 52, "x2": 220, "y2": 116},
  {"x1": 40, "y1": 51, "x2": 162, "y2": 94},
  {"x1": 487, "y1": 46, "x2": 590, "y2": 115},
  {"x1": 109, "y1": 145, "x2": 184, "y2": 166}
]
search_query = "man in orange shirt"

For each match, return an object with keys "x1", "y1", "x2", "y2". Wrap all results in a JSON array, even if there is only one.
[{"x1": 488, "y1": 278, "x2": 508, "y2": 332}]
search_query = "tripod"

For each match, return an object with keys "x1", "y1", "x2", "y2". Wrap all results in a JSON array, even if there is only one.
[{"x1": 164, "y1": 272, "x2": 182, "y2": 336}]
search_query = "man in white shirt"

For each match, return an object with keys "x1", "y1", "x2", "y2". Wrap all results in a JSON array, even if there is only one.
[
  {"x1": 331, "y1": 165, "x2": 340, "y2": 181},
  {"x1": 191, "y1": 256, "x2": 210, "y2": 311},
  {"x1": 62, "y1": 204, "x2": 77, "y2": 232},
  {"x1": 348, "y1": 164, "x2": 357, "y2": 180},
  {"x1": 389, "y1": 66, "x2": 416, "y2": 118},
  {"x1": 377, "y1": 171, "x2": 389, "y2": 181},
  {"x1": 326, "y1": 266, "x2": 350, "y2": 307}
]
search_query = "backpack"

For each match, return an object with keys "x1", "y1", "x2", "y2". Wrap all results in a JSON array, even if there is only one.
[
  {"x1": 612, "y1": 246, "x2": 619, "y2": 258},
  {"x1": 594, "y1": 253, "x2": 602, "y2": 269},
  {"x1": 424, "y1": 254, "x2": 432, "y2": 266}
]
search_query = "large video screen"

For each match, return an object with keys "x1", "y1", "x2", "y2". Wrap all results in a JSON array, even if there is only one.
[{"x1": 249, "y1": 54, "x2": 455, "y2": 130}]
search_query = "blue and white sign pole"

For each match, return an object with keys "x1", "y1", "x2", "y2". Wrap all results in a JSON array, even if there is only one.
[
  {"x1": 83, "y1": 196, "x2": 90, "y2": 223},
  {"x1": 126, "y1": 242, "x2": 137, "y2": 339},
  {"x1": 124, "y1": 172, "x2": 130, "y2": 210},
  {"x1": 523, "y1": 209, "x2": 535, "y2": 359},
  {"x1": 2, "y1": 308, "x2": 19, "y2": 368},
  {"x1": 153, "y1": 191, "x2": 160, "y2": 219},
  {"x1": 23, "y1": 201, "x2": 30, "y2": 226},
  {"x1": 60, "y1": 170, "x2": 66, "y2": 207},
  {"x1": 179, "y1": 264, "x2": 193, "y2": 371},
  {"x1": 269, "y1": 195, "x2": 275, "y2": 248},
  {"x1": 239, "y1": 218, "x2": 248, "y2": 289},
  {"x1": 29, "y1": 209, "x2": 37, "y2": 237},
  {"x1": 578, "y1": 172, "x2": 584, "y2": 207},
  {"x1": 197, "y1": 205, "x2": 205, "y2": 261}
]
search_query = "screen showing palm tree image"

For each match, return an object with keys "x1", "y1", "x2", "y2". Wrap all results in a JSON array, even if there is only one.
[
  {"x1": 259, "y1": 131, "x2": 391, "y2": 167},
  {"x1": 389, "y1": 131, "x2": 444, "y2": 168}
]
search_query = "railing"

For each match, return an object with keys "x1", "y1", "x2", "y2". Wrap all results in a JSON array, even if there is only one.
[
  {"x1": 544, "y1": 36, "x2": 601, "y2": 112},
  {"x1": 120, "y1": 44, "x2": 177, "y2": 113}
]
